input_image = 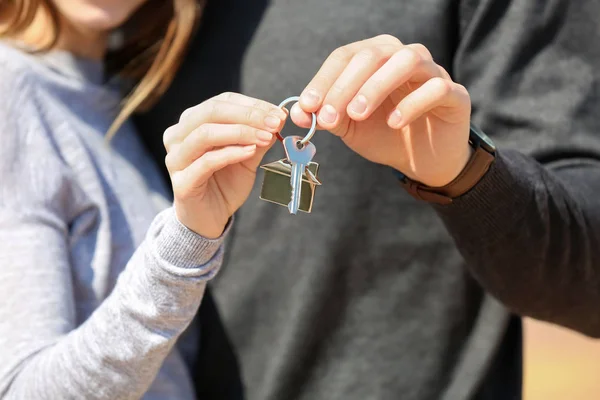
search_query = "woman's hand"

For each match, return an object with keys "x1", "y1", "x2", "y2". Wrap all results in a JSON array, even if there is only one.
[
  {"x1": 291, "y1": 35, "x2": 472, "y2": 187},
  {"x1": 163, "y1": 93, "x2": 285, "y2": 238}
]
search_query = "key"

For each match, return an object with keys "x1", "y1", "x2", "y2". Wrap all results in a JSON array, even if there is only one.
[{"x1": 283, "y1": 135, "x2": 316, "y2": 215}]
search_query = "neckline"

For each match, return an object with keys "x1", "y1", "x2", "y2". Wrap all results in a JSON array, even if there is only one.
[{"x1": 36, "y1": 49, "x2": 105, "y2": 86}]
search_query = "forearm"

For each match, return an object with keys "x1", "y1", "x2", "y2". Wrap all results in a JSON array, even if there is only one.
[
  {"x1": 2, "y1": 208, "x2": 226, "y2": 399},
  {"x1": 435, "y1": 149, "x2": 600, "y2": 337}
]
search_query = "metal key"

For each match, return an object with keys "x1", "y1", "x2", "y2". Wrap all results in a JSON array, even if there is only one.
[{"x1": 283, "y1": 135, "x2": 316, "y2": 214}]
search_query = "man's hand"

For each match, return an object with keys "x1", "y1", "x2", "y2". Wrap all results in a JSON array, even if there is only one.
[{"x1": 291, "y1": 35, "x2": 472, "y2": 187}]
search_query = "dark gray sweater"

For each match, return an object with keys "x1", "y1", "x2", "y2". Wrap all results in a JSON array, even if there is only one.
[{"x1": 136, "y1": 0, "x2": 600, "y2": 399}]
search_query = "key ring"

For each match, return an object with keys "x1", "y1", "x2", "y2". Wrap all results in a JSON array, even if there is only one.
[{"x1": 277, "y1": 96, "x2": 317, "y2": 146}]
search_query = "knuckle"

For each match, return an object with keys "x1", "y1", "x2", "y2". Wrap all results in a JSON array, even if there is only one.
[
  {"x1": 164, "y1": 153, "x2": 174, "y2": 171},
  {"x1": 163, "y1": 125, "x2": 177, "y2": 149},
  {"x1": 430, "y1": 77, "x2": 452, "y2": 95},
  {"x1": 208, "y1": 101, "x2": 222, "y2": 121},
  {"x1": 377, "y1": 34, "x2": 402, "y2": 46},
  {"x1": 225, "y1": 91, "x2": 242, "y2": 104},
  {"x1": 437, "y1": 65, "x2": 452, "y2": 80},
  {"x1": 243, "y1": 108, "x2": 255, "y2": 123},
  {"x1": 330, "y1": 46, "x2": 351, "y2": 62},
  {"x1": 235, "y1": 124, "x2": 247, "y2": 141},
  {"x1": 455, "y1": 83, "x2": 471, "y2": 105},
  {"x1": 179, "y1": 106, "x2": 195, "y2": 122},
  {"x1": 251, "y1": 97, "x2": 265, "y2": 110},
  {"x1": 165, "y1": 149, "x2": 180, "y2": 173},
  {"x1": 197, "y1": 124, "x2": 212, "y2": 143},
  {"x1": 312, "y1": 76, "x2": 331, "y2": 93},
  {"x1": 244, "y1": 107, "x2": 262, "y2": 124},
  {"x1": 410, "y1": 43, "x2": 433, "y2": 60},
  {"x1": 213, "y1": 92, "x2": 232, "y2": 102},
  {"x1": 399, "y1": 47, "x2": 423, "y2": 67},
  {"x1": 355, "y1": 47, "x2": 382, "y2": 64},
  {"x1": 328, "y1": 82, "x2": 347, "y2": 98},
  {"x1": 202, "y1": 152, "x2": 218, "y2": 171},
  {"x1": 367, "y1": 77, "x2": 385, "y2": 95}
]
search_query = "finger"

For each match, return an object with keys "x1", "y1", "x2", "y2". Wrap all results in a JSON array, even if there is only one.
[
  {"x1": 164, "y1": 101, "x2": 286, "y2": 151},
  {"x1": 172, "y1": 144, "x2": 258, "y2": 200},
  {"x1": 387, "y1": 78, "x2": 470, "y2": 129},
  {"x1": 211, "y1": 92, "x2": 286, "y2": 114},
  {"x1": 316, "y1": 44, "x2": 400, "y2": 129},
  {"x1": 243, "y1": 136, "x2": 278, "y2": 171},
  {"x1": 299, "y1": 34, "x2": 402, "y2": 113},
  {"x1": 289, "y1": 103, "x2": 323, "y2": 130},
  {"x1": 404, "y1": 43, "x2": 450, "y2": 80},
  {"x1": 347, "y1": 45, "x2": 444, "y2": 121},
  {"x1": 166, "y1": 124, "x2": 274, "y2": 172},
  {"x1": 180, "y1": 92, "x2": 285, "y2": 122},
  {"x1": 274, "y1": 107, "x2": 290, "y2": 141}
]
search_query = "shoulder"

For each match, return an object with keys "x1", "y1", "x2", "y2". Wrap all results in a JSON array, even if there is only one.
[
  {"x1": 0, "y1": 44, "x2": 43, "y2": 148},
  {"x1": 0, "y1": 41, "x2": 42, "y2": 95},
  {"x1": 0, "y1": 42, "x2": 73, "y2": 210},
  {"x1": 0, "y1": 41, "x2": 48, "y2": 137}
]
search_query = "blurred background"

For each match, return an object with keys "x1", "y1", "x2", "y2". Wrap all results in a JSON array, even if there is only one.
[{"x1": 524, "y1": 319, "x2": 600, "y2": 399}]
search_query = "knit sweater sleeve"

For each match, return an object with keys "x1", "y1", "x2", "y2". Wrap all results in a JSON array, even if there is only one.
[{"x1": 434, "y1": 0, "x2": 600, "y2": 337}]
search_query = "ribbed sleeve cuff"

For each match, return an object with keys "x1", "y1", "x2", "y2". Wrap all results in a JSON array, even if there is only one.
[
  {"x1": 434, "y1": 149, "x2": 534, "y2": 248},
  {"x1": 148, "y1": 207, "x2": 232, "y2": 277}
]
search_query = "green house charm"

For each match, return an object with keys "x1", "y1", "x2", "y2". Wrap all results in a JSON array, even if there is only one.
[{"x1": 259, "y1": 159, "x2": 322, "y2": 213}]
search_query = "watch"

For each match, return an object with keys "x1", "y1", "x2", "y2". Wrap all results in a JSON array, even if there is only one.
[{"x1": 395, "y1": 123, "x2": 496, "y2": 205}]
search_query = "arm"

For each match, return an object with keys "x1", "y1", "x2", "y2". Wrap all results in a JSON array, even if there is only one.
[
  {"x1": 0, "y1": 74, "x2": 229, "y2": 398},
  {"x1": 290, "y1": 1, "x2": 600, "y2": 337},
  {"x1": 0, "y1": 204, "x2": 225, "y2": 399},
  {"x1": 434, "y1": 0, "x2": 600, "y2": 337},
  {"x1": 0, "y1": 75, "x2": 284, "y2": 398},
  {"x1": 435, "y1": 150, "x2": 600, "y2": 338}
]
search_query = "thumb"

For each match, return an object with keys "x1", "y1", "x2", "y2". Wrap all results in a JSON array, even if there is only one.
[
  {"x1": 290, "y1": 103, "x2": 314, "y2": 128},
  {"x1": 291, "y1": 103, "x2": 349, "y2": 138}
]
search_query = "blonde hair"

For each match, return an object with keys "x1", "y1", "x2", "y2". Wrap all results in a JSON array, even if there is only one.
[{"x1": 0, "y1": 0, "x2": 201, "y2": 139}]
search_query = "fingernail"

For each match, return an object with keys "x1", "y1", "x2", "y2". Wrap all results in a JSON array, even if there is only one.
[
  {"x1": 389, "y1": 109, "x2": 403, "y2": 128},
  {"x1": 302, "y1": 89, "x2": 321, "y2": 108},
  {"x1": 264, "y1": 115, "x2": 282, "y2": 130},
  {"x1": 256, "y1": 130, "x2": 273, "y2": 142},
  {"x1": 349, "y1": 95, "x2": 368, "y2": 115},
  {"x1": 244, "y1": 144, "x2": 257, "y2": 152},
  {"x1": 319, "y1": 104, "x2": 337, "y2": 125}
]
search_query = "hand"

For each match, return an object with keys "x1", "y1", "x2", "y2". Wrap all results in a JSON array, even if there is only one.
[
  {"x1": 163, "y1": 93, "x2": 285, "y2": 238},
  {"x1": 291, "y1": 35, "x2": 472, "y2": 187}
]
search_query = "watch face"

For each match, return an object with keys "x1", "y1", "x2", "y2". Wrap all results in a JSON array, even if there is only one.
[{"x1": 470, "y1": 124, "x2": 496, "y2": 153}]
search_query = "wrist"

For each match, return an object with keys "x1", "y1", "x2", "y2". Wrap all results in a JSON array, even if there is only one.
[
  {"x1": 426, "y1": 144, "x2": 474, "y2": 188},
  {"x1": 150, "y1": 208, "x2": 228, "y2": 271},
  {"x1": 174, "y1": 203, "x2": 228, "y2": 240},
  {"x1": 395, "y1": 142, "x2": 473, "y2": 188},
  {"x1": 189, "y1": 224, "x2": 227, "y2": 240},
  {"x1": 394, "y1": 123, "x2": 496, "y2": 205}
]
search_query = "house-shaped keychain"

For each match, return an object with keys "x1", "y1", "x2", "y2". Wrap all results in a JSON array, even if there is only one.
[{"x1": 259, "y1": 158, "x2": 321, "y2": 213}]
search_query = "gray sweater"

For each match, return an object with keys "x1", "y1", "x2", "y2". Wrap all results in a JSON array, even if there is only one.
[
  {"x1": 135, "y1": 0, "x2": 600, "y2": 399},
  {"x1": 0, "y1": 42, "x2": 226, "y2": 399}
]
